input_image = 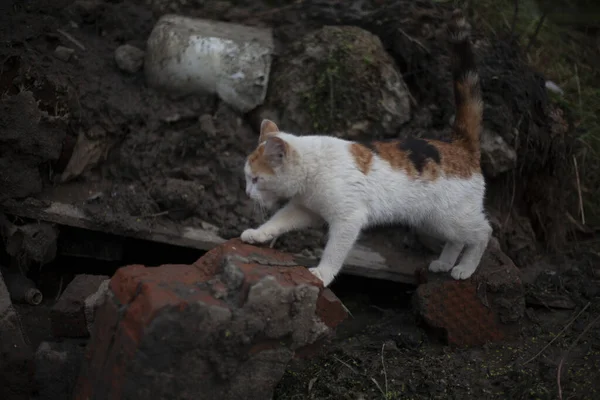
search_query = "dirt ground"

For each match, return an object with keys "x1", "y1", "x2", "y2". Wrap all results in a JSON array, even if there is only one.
[
  {"x1": 273, "y1": 256, "x2": 600, "y2": 400},
  {"x1": 0, "y1": 0, "x2": 598, "y2": 399},
  {"x1": 12, "y1": 252, "x2": 600, "y2": 400}
]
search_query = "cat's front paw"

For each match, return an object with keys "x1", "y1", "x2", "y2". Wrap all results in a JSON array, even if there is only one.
[
  {"x1": 308, "y1": 267, "x2": 335, "y2": 287},
  {"x1": 450, "y1": 263, "x2": 477, "y2": 280},
  {"x1": 428, "y1": 260, "x2": 454, "y2": 273},
  {"x1": 240, "y1": 228, "x2": 274, "y2": 244}
]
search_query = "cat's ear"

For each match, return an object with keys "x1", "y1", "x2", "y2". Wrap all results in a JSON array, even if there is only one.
[
  {"x1": 259, "y1": 119, "x2": 280, "y2": 143},
  {"x1": 263, "y1": 136, "x2": 288, "y2": 166}
]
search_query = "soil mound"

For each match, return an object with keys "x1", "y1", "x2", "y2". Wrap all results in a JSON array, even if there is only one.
[{"x1": 0, "y1": 0, "x2": 578, "y2": 261}]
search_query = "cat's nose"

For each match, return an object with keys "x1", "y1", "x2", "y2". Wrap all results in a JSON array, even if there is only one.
[{"x1": 246, "y1": 188, "x2": 251, "y2": 197}]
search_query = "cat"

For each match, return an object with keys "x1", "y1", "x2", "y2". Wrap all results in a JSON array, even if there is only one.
[{"x1": 240, "y1": 9, "x2": 492, "y2": 287}]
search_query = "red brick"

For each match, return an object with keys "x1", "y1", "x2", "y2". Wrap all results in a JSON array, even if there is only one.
[
  {"x1": 74, "y1": 239, "x2": 347, "y2": 400},
  {"x1": 414, "y1": 238, "x2": 524, "y2": 347},
  {"x1": 316, "y1": 288, "x2": 348, "y2": 329}
]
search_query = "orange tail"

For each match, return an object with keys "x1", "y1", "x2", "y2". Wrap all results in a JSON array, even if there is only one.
[{"x1": 448, "y1": 9, "x2": 483, "y2": 155}]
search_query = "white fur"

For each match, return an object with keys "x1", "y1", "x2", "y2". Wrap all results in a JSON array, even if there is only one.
[{"x1": 241, "y1": 132, "x2": 492, "y2": 287}]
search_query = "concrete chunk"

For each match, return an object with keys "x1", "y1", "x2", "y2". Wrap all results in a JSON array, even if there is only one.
[
  {"x1": 145, "y1": 15, "x2": 274, "y2": 113},
  {"x1": 51, "y1": 274, "x2": 110, "y2": 338}
]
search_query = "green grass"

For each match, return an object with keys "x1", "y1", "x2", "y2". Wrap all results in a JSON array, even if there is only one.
[{"x1": 451, "y1": 0, "x2": 600, "y2": 227}]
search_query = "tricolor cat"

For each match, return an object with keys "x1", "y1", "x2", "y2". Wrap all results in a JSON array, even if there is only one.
[{"x1": 240, "y1": 10, "x2": 492, "y2": 287}]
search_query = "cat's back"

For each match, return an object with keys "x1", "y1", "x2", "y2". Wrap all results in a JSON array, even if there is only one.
[
  {"x1": 346, "y1": 137, "x2": 485, "y2": 221},
  {"x1": 285, "y1": 133, "x2": 357, "y2": 168},
  {"x1": 352, "y1": 138, "x2": 481, "y2": 181},
  {"x1": 290, "y1": 133, "x2": 483, "y2": 188}
]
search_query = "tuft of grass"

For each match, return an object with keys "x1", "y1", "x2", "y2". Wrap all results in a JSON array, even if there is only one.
[
  {"x1": 455, "y1": 0, "x2": 600, "y2": 227},
  {"x1": 300, "y1": 27, "x2": 382, "y2": 134}
]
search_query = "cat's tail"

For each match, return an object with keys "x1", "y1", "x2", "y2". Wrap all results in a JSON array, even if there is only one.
[{"x1": 448, "y1": 9, "x2": 483, "y2": 155}]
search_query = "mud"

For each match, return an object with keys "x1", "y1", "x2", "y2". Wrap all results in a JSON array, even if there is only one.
[{"x1": 0, "y1": 90, "x2": 66, "y2": 201}]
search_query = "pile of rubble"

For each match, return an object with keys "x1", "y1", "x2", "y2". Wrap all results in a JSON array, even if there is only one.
[{"x1": 1, "y1": 234, "x2": 527, "y2": 400}]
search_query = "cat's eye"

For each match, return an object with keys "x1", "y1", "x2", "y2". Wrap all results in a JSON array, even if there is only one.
[{"x1": 251, "y1": 177, "x2": 258, "y2": 183}]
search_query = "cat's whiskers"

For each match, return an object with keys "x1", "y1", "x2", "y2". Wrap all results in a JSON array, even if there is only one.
[
  {"x1": 250, "y1": 199, "x2": 268, "y2": 223},
  {"x1": 258, "y1": 203, "x2": 267, "y2": 222}
]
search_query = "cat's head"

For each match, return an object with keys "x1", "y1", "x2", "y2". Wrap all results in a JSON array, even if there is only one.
[{"x1": 244, "y1": 119, "x2": 302, "y2": 209}]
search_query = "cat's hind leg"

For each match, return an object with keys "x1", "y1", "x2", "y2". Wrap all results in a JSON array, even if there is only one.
[{"x1": 428, "y1": 241, "x2": 464, "y2": 272}]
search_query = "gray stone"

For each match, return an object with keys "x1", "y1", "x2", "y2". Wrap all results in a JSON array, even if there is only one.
[
  {"x1": 257, "y1": 25, "x2": 411, "y2": 139},
  {"x1": 54, "y1": 45, "x2": 75, "y2": 61},
  {"x1": 0, "y1": 269, "x2": 33, "y2": 400},
  {"x1": 0, "y1": 269, "x2": 12, "y2": 313},
  {"x1": 34, "y1": 340, "x2": 86, "y2": 400},
  {"x1": 480, "y1": 129, "x2": 517, "y2": 177},
  {"x1": 114, "y1": 44, "x2": 145, "y2": 73}
]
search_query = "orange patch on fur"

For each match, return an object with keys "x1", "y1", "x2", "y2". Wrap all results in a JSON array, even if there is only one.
[
  {"x1": 350, "y1": 143, "x2": 374, "y2": 174},
  {"x1": 371, "y1": 141, "x2": 417, "y2": 177},
  {"x1": 431, "y1": 140, "x2": 480, "y2": 178},
  {"x1": 247, "y1": 144, "x2": 275, "y2": 175},
  {"x1": 370, "y1": 139, "x2": 480, "y2": 180}
]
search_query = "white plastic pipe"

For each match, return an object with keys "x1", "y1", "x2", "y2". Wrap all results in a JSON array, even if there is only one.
[{"x1": 145, "y1": 15, "x2": 275, "y2": 113}]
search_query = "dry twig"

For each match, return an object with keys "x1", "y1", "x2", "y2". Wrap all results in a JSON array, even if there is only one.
[
  {"x1": 397, "y1": 27, "x2": 430, "y2": 53},
  {"x1": 57, "y1": 29, "x2": 86, "y2": 51},
  {"x1": 333, "y1": 355, "x2": 386, "y2": 399},
  {"x1": 333, "y1": 356, "x2": 359, "y2": 375},
  {"x1": 574, "y1": 64, "x2": 583, "y2": 115},
  {"x1": 573, "y1": 155, "x2": 585, "y2": 225},
  {"x1": 525, "y1": 11, "x2": 547, "y2": 53},
  {"x1": 381, "y1": 343, "x2": 388, "y2": 397},
  {"x1": 523, "y1": 302, "x2": 591, "y2": 365},
  {"x1": 140, "y1": 210, "x2": 171, "y2": 218},
  {"x1": 557, "y1": 312, "x2": 600, "y2": 399},
  {"x1": 55, "y1": 276, "x2": 64, "y2": 301}
]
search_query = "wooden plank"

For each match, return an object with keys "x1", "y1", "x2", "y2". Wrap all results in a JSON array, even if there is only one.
[
  {"x1": 293, "y1": 243, "x2": 421, "y2": 284},
  {"x1": 1, "y1": 200, "x2": 226, "y2": 251},
  {"x1": 1, "y1": 200, "x2": 420, "y2": 284}
]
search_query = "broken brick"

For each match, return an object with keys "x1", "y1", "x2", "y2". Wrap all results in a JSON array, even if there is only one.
[
  {"x1": 51, "y1": 274, "x2": 110, "y2": 338},
  {"x1": 74, "y1": 239, "x2": 347, "y2": 400},
  {"x1": 414, "y1": 238, "x2": 525, "y2": 347}
]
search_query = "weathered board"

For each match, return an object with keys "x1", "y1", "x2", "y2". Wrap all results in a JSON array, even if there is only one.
[{"x1": 1, "y1": 199, "x2": 425, "y2": 284}]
